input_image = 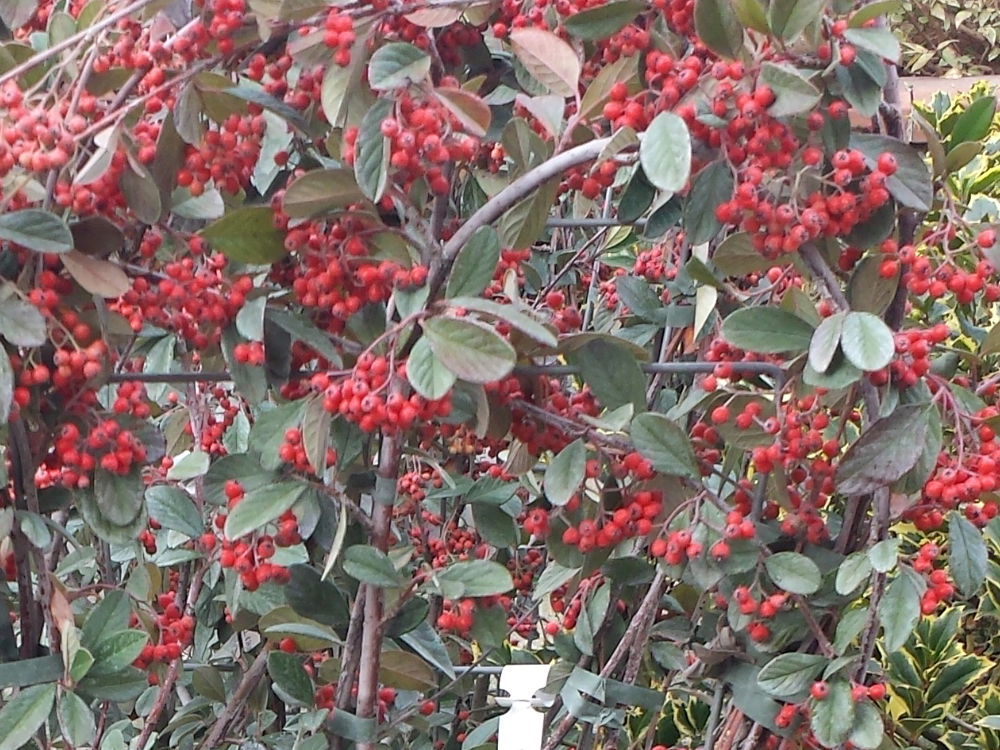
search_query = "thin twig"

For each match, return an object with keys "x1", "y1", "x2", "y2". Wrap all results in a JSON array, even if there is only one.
[{"x1": 198, "y1": 644, "x2": 273, "y2": 750}]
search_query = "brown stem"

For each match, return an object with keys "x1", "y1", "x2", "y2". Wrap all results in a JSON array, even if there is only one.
[
  {"x1": 198, "y1": 644, "x2": 273, "y2": 750},
  {"x1": 9, "y1": 414, "x2": 43, "y2": 657},
  {"x1": 355, "y1": 387, "x2": 405, "y2": 750}
]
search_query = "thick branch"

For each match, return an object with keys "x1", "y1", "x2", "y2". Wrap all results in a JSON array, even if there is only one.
[
  {"x1": 426, "y1": 136, "x2": 618, "y2": 301},
  {"x1": 198, "y1": 644, "x2": 272, "y2": 750}
]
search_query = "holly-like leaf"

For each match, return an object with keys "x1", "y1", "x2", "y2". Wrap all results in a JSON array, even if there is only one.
[
  {"x1": 342, "y1": 545, "x2": 404, "y2": 588},
  {"x1": 949, "y1": 95, "x2": 997, "y2": 150},
  {"x1": 756, "y1": 653, "x2": 826, "y2": 697},
  {"x1": 810, "y1": 679, "x2": 856, "y2": 748},
  {"x1": 200, "y1": 206, "x2": 287, "y2": 264},
  {"x1": 768, "y1": 0, "x2": 825, "y2": 43},
  {"x1": 145, "y1": 486, "x2": 203, "y2": 539},
  {"x1": 407, "y1": 337, "x2": 456, "y2": 401},
  {"x1": 0, "y1": 299, "x2": 46, "y2": 347},
  {"x1": 694, "y1": 0, "x2": 744, "y2": 59},
  {"x1": 949, "y1": 511, "x2": 988, "y2": 597},
  {"x1": 0, "y1": 210, "x2": 74, "y2": 254},
  {"x1": 837, "y1": 404, "x2": 930, "y2": 494},
  {"x1": 268, "y1": 651, "x2": 315, "y2": 707},
  {"x1": 224, "y1": 482, "x2": 307, "y2": 541},
  {"x1": 368, "y1": 43, "x2": 431, "y2": 90},
  {"x1": 509, "y1": 28, "x2": 581, "y2": 98},
  {"x1": 640, "y1": 112, "x2": 692, "y2": 192},
  {"x1": 355, "y1": 98, "x2": 393, "y2": 203},
  {"x1": 281, "y1": 169, "x2": 365, "y2": 218},
  {"x1": 564, "y1": 0, "x2": 647, "y2": 41},
  {"x1": 722, "y1": 307, "x2": 815, "y2": 353},
  {"x1": 545, "y1": 439, "x2": 586, "y2": 507},
  {"x1": 840, "y1": 311, "x2": 894, "y2": 372},
  {"x1": 0, "y1": 684, "x2": 57, "y2": 750},
  {"x1": 764, "y1": 552, "x2": 822, "y2": 595},
  {"x1": 445, "y1": 226, "x2": 500, "y2": 299},
  {"x1": 421, "y1": 317, "x2": 516, "y2": 384},
  {"x1": 630, "y1": 413, "x2": 700, "y2": 479},
  {"x1": 760, "y1": 62, "x2": 821, "y2": 118}
]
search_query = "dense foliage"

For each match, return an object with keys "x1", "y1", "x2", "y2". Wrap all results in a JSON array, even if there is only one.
[{"x1": 0, "y1": 1, "x2": 1000, "y2": 750}]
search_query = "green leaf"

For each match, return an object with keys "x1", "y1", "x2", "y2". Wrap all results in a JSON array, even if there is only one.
[
  {"x1": 618, "y1": 167, "x2": 656, "y2": 223},
  {"x1": 268, "y1": 651, "x2": 315, "y2": 707},
  {"x1": 722, "y1": 307, "x2": 815, "y2": 353},
  {"x1": 472, "y1": 504, "x2": 519, "y2": 547},
  {"x1": 848, "y1": 0, "x2": 902, "y2": 27},
  {"x1": 534, "y1": 561, "x2": 581, "y2": 600},
  {"x1": 509, "y1": 27, "x2": 581, "y2": 98},
  {"x1": 379, "y1": 650, "x2": 437, "y2": 691},
  {"x1": 0, "y1": 347, "x2": 13, "y2": 425},
  {"x1": 630, "y1": 412, "x2": 700, "y2": 479},
  {"x1": 768, "y1": 0, "x2": 825, "y2": 42},
  {"x1": 851, "y1": 134, "x2": 933, "y2": 212},
  {"x1": 760, "y1": 62, "x2": 821, "y2": 118},
  {"x1": 694, "y1": 0, "x2": 744, "y2": 59},
  {"x1": 683, "y1": 159, "x2": 734, "y2": 245},
  {"x1": 446, "y1": 226, "x2": 501, "y2": 299},
  {"x1": 368, "y1": 43, "x2": 431, "y2": 90},
  {"x1": 354, "y1": 98, "x2": 393, "y2": 203},
  {"x1": 0, "y1": 683, "x2": 57, "y2": 750},
  {"x1": 249, "y1": 401, "x2": 307, "y2": 471},
  {"x1": 756, "y1": 653, "x2": 826, "y2": 697},
  {"x1": 145, "y1": 486, "x2": 203, "y2": 538},
  {"x1": 880, "y1": 570, "x2": 922, "y2": 651},
  {"x1": 0, "y1": 299, "x2": 46, "y2": 347},
  {"x1": 836, "y1": 405, "x2": 930, "y2": 494},
  {"x1": 639, "y1": 113, "x2": 691, "y2": 192},
  {"x1": 342, "y1": 545, "x2": 404, "y2": 588},
  {"x1": 57, "y1": 691, "x2": 96, "y2": 748},
  {"x1": 848, "y1": 700, "x2": 884, "y2": 750},
  {"x1": 563, "y1": 0, "x2": 646, "y2": 40},
  {"x1": 0, "y1": 210, "x2": 73, "y2": 254},
  {"x1": 407, "y1": 337, "x2": 456, "y2": 400},
  {"x1": 949, "y1": 95, "x2": 997, "y2": 150},
  {"x1": 843, "y1": 27, "x2": 900, "y2": 64},
  {"x1": 166, "y1": 450, "x2": 210, "y2": 481},
  {"x1": 234, "y1": 297, "x2": 269, "y2": 340},
  {"x1": 301, "y1": 395, "x2": 331, "y2": 476},
  {"x1": 446, "y1": 297, "x2": 558, "y2": 348},
  {"x1": 810, "y1": 679, "x2": 856, "y2": 748},
  {"x1": 94, "y1": 470, "x2": 144, "y2": 527},
  {"x1": 846, "y1": 255, "x2": 898, "y2": 315},
  {"x1": 545, "y1": 439, "x2": 587, "y2": 507},
  {"x1": 764, "y1": 552, "x2": 822, "y2": 595},
  {"x1": 926, "y1": 655, "x2": 986, "y2": 706},
  {"x1": 81, "y1": 591, "x2": 131, "y2": 650},
  {"x1": 225, "y1": 482, "x2": 307, "y2": 541},
  {"x1": 266, "y1": 309, "x2": 342, "y2": 366},
  {"x1": 434, "y1": 560, "x2": 513, "y2": 598},
  {"x1": 731, "y1": 0, "x2": 770, "y2": 33},
  {"x1": 200, "y1": 206, "x2": 286, "y2": 264},
  {"x1": 868, "y1": 538, "x2": 899, "y2": 573},
  {"x1": 499, "y1": 178, "x2": 559, "y2": 250},
  {"x1": 949, "y1": 511, "x2": 988, "y2": 597},
  {"x1": 836, "y1": 552, "x2": 872, "y2": 595},
  {"x1": 281, "y1": 169, "x2": 364, "y2": 219},
  {"x1": 571, "y1": 338, "x2": 647, "y2": 413},
  {"x1": 840, "y1": 311, "x2": 895, "y2": 372},
  {"x1": 808, "y1": 312, "x2": 844, "y2": 374},
  {"x1": 87, "y1": 630, "x2": 148, "y2": 676},
  {"x1": 285, "y1": 565, "x2": 349, "y2": 628},
  {"x1": 422, "y1": 316, "x2": 516, "y2": 384}
]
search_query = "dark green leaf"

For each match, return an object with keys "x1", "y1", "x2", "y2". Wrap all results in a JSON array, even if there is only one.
[
  {"x1": 768, "y1": 0, "x2": 825, "y2": 42},
  {"x1": 712, "y1": 232, "x2": 773, "y2": 276},
  {"x1": 836, "y1": 552, "x2": 873, "y2": 595},
  {"x1": 949, "y1": 511, "x2": 988, "y2": 597},
  {"x1": 683, "y1": 160, "x2": 734, "y2": 244},
  {"x1": 0, "y1": 684, "x2": 57, "y2": 750},
  {"x1": 0, "y1": 655, "x2": 63, "y2": 689},
  {"x1": 846, "y1": 255, "x2": 898, "y2": 315},
  {"x1": 630, "y1": 412, "x2": 700, "y2": 479},
  {"x1": 618, "y1": 167, "x2": 656, "y2": 224},
  {"x1": 764, "y1": 552, "x2": 822, "y2": 595},
  {"x1": 563, "y1": 0, "x2": 646, "y2": 40},
  {"x1": 434, "y1": 560, "x2": 513, "y2": 598},
  {"x1": 94, "y1": 470, "x2": 144, "y2": 527},
  {"x1": 756, "y1": 653, "x2": 826, "y2": 697},
  {"x1": 88, "y1": 630, "x2": 149, "y2": 677},
  {"x1": 837, "y1": 405, "x2": 931, "y2": 494},
  {"x1": 722, "y1": 307, "x2": 814, "y2": 353},
  {"x1": 422, "y1": 316, "x2": 516, "y2": 384},
  {"x1": 949, "y1": 95, "x2": 997, "y2": 150},
  {"x1": 545, "y1": 439, "x2": 587, "y2": 507},
  {"x1": 285, "y1": 564, "x2": 349, "y2": 628},
  {"x1": 281, "y1": 169, "x2": 364, "y2": 219},
  {"x1": 200, "y1": 206, "x2": 287, "y2": 264},
  {"x1": 407, "y1": 337, "x2": 456, "y2": 400},
  {"x1": 145, "y1": 485, "x2": 203, "y2": 538},
  {"x1": 355, "y1": 98, "x2": 393, "y2": 202},
  {"x1": 571, "y1": 338, "x2": 647, "y2": 413},
  {"x1": 268, "y1": 651, "x2": 315, "y2": 707},
  {"x1": 471, "y1": 504, "x2": 519, "y2": 547},
  {"x1": 0, "y1": 209, "x2": 73, "y2": 254},
  {"x1": 694, "y1": 0, "x2": 744, "y2": 59},
  {"x1": 445, "y1": 226, "x2": 501, "y2": 299},
  {"x1": 851, "y1": 134, "x2": 933, "y2": 212},
  {"x1": 224, "y1": 482, "x2": 307, "y2": 541},
  {"x1": 810, "y1": 679, "x2": 856, "y2": 747},
  {"x1": 880, "y1": 569, "x2": 922, "y2": 651},
  {"x1": 342, "y1": 545, "x2": 404, "y2": 588},
  {"x1": 266, "y1": 309, "x2": 342, "y2": 366},
  {"x1": 249, "y1": 401, "x2": 307, "y2": 471}
]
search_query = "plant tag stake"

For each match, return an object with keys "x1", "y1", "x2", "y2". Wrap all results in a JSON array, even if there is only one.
[{"x1": 496, "y1": 664, "x2": 554, "y2": 750}]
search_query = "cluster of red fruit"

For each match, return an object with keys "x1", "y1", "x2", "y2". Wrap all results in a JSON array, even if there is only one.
[
  {"x1": 132, "y1": 592, "x2": 195, "y2": 671},
  {"x1": 47, "y1": 419, "x2": 148, "y2": 489},
  {"x1": 560, "y1": 489, "x2": 663, "y2": 552}
]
